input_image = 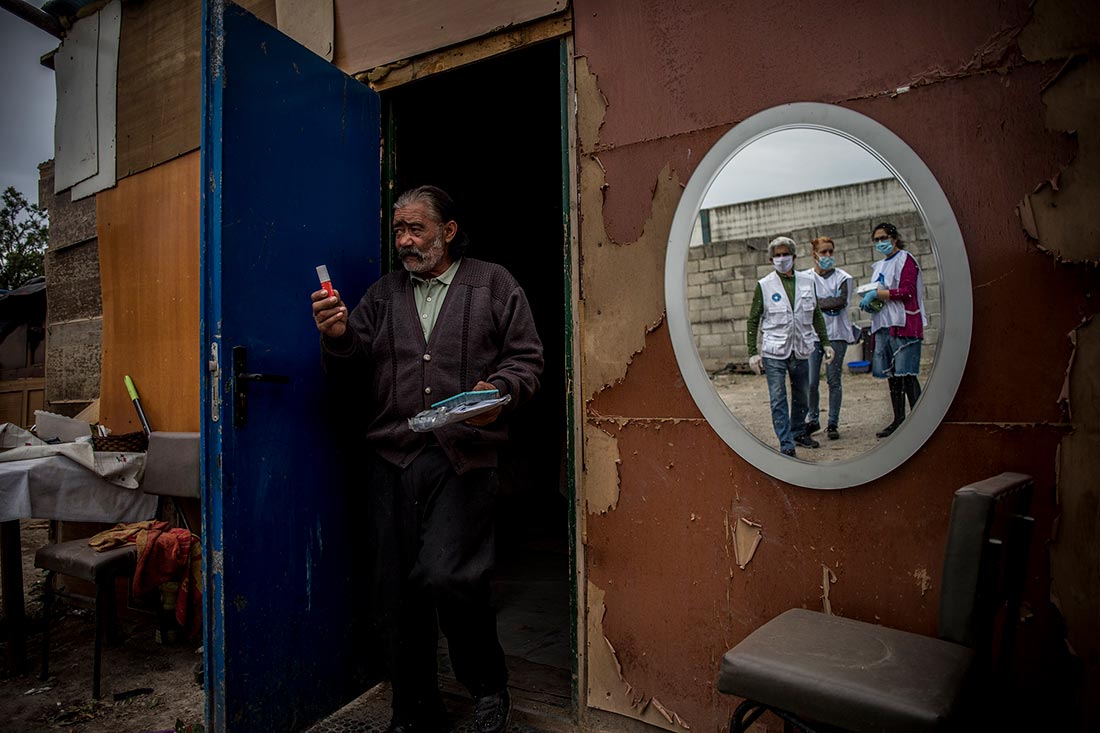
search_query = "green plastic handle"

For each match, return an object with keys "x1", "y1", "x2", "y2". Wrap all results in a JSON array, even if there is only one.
[{"x1": 124, "y1": 375, "x2": 139, "y2": 402}]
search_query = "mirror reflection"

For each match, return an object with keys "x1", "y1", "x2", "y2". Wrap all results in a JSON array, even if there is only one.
[{"x1": 687, "y1": 129, "x2": 939, "y2": 462}]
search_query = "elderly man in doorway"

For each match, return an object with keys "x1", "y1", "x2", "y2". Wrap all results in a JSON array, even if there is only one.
[
  {"x1": 747, "y1": 236, "x2": 833, "y2": 457},
  {"x1": 311, "y1": 185, "x2": 544, "y2": 733}
]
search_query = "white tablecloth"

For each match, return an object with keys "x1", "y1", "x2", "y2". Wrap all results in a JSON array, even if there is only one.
[{"x1": 0, "y1": 455, "x2": 157, "y2": 524}]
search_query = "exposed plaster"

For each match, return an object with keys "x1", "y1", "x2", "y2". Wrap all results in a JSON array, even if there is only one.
[
  {"x1": 733, "y1": 517, "x2": 763, "y2": 570},
  {"x1": 912, "y1": 567, "x2": 933, "y2": 597},
  {"x1": 1016, "y1": 57, "x2": 1100, "y2": 262},
  {"x1": 1058, "y1": 319, "x2": 1086, "y2": 418},
  {"x1": 1018, "y1": 0, "x2": 1100, "y2": 63},
  {"x1": 909, "y1": 23, "x2": 1025, "y2": 86},
  {"x1": 584, "y1": 423, "x2": 621, "y2": 515},
  {"x1": 821, "y1": 565, "x2": 838, "y2": 615},
  {"x1": 1050, "y1": 316, "x2": 1100, "y2": 726},
  {"x1": 575, "y1": 56, "x2": 684, "y2": 401},
  {"x1": 1016, "y1": 4, "x2": 1100, "y2": 724},
  {"x1": 586, "y1": 581, "x2": 689, "y2": 731},
  {"x1": 1017, "y1": 1, "x2": 1100, "y2": 262},
  {"x1": 589, "y1": 414, "x2": 707, "y2": 428}
]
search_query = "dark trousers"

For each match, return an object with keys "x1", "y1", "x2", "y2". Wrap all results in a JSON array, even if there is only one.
[{"x1": 365, "y1": 444, "x2": 506, "y2": 719}]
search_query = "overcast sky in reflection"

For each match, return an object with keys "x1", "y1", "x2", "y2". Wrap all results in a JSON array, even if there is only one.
[{"x1": 702, "y1": 128, "x2": 893, "y2": 208}]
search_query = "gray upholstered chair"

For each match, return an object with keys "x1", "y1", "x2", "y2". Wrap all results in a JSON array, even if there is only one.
[
  {"x1": 35, "y1": 432, "x2": 200, "y2": 699},
  {"x1": 718, "y1": 472, "x2": 1034, "y2": 732}
]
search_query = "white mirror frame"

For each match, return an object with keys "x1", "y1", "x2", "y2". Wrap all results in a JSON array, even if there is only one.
[{"x1": 665, "y1": 103, "x2": 972, "y2": 489}]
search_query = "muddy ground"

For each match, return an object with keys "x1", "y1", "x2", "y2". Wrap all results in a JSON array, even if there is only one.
[
  {"x1": 712, "y1": 362, "x2": 929, "y2": 461},
  {"x1": 0, "y1": 520, "x2": 204, "y2": 733}
]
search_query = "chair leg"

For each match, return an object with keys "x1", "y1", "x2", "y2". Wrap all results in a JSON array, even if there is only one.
[
  {"x1": 730, "y1": 699, "x2": 820, "y2": 733},
  {"x1": 39, "y1": 570, "x2": 54, "y2": 681},
  {"x1": 93, "y1": 579, "x2": 110, "y2": 700},
  {"x1": 731, "y1": 699, "x2": 768, "y2": 732}
]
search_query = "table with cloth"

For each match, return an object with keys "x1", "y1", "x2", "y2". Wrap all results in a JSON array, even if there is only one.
[{"x1": 0, "y1": 425, "x2": 156, "y2": 673}]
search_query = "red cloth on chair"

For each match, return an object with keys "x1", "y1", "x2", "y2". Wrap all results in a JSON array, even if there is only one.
[{"x1": 88, "y1": 520, "x2": 203, "y2": 636}]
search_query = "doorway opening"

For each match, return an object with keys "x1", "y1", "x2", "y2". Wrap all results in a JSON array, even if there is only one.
[{"x1": 382, "y1": 39, "x2": 574, "y2": 713}]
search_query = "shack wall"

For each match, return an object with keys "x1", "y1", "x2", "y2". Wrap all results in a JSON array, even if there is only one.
[
  {"x1": 573, "y1": 0, "x2": 1098, "y2": 730},
  {"x1": 54, "y1": 0, "x2": 1099, "y2": 729}
]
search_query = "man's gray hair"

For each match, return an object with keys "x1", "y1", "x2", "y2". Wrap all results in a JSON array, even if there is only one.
[
  {"x1": 768, "y1": 236, "x2": 797, "y2": 258},
  {"x1": 394, "y1": 185, "x2": 470, "y2": 258}
]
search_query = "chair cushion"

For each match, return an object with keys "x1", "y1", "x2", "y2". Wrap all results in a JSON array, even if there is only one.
[
  {"x1": 143, "y1": 432, "x2": 200, "y2": 498},
  {"x1": 718, "y1": 608, "x2": 975, "y2": 732},
  {"x1": 35, "y1": 539, "x2": 137, "y2": 583}
]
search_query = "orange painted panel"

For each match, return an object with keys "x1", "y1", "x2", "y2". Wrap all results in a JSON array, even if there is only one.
[{"x1": 97, "y1": 153, "x2": 200, "y2": 433}]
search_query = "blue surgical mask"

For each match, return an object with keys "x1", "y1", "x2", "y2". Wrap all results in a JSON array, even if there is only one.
[
  {"x1": 773, "y1": 255, "x2": 794, "y2": 273},
  {"x1": 817, "y1": 255, "x2": 835, "y2": 270},
  {"x1": 875, "y1": 240, "x2": 894, "y2": 255}
]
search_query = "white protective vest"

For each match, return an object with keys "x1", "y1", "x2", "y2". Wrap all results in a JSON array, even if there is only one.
[
  {"x1": 758, "y1": 270, "x2": 817, "y2": 360},
  {"x1": 807, "y1": 267, "x2": 858, "y2": 344},
  {"x1": 870, "y1": 250, "x2": 929, "y2": 333}
]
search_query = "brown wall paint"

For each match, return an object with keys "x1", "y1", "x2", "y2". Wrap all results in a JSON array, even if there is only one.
[{"x1": 574, "y1": 0, "x2": 1098, "y2": 730}]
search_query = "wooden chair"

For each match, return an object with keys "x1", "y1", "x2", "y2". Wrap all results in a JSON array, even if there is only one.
[
  {"x1": 35, "y1": 432, "x2": 200, "y2": 699},
  {"x1": 717, "y1": 472, "x2": 1034, "y2": 732}
]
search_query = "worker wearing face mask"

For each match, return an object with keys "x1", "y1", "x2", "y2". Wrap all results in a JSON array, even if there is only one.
[
  {"x1": 802, "y1": 236, "x2": 859, "y2": 442},
  {"x1": 746, "y1": 236, "x2": 832, "y2": 457},
  {"x1": 859, "y1": 221, "x2": 928, "y2": 439}
]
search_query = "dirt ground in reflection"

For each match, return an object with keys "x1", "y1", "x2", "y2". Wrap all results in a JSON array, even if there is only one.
[{"x1": 712, "y1": 363, "x2": 930, "y2": 462}]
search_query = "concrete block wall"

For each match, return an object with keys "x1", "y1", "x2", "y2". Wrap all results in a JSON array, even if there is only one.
[
  {"x1": 39, "y1": 160, "x2": 102, "y2": 416},
  {"x1": 689, "y1": 208, "x2": 940, "y2": 370}
]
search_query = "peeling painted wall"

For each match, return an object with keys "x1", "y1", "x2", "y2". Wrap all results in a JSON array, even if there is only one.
[{"x1": 574, "y1": 1, "x2": 1099, "y2": 730}]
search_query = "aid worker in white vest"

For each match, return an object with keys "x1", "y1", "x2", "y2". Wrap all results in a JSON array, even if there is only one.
[
  {"x1": 802, "y1": 236, "x2": 860, "y2": 442},
  {"x1": 859, "y1": 221, "x2": 928, "y2": 439},
  {"x1": 747, "y1": 236, "x2": 834, "y2": 457}
]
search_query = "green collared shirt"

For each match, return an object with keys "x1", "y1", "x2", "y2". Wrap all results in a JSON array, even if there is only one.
[{"x1": 410, "y1": 258, "x2": 461, "y2": 340}]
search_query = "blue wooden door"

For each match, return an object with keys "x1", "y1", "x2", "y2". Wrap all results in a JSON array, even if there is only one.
[{"x1": 200, "y1": 3, "x2": 381, "y2": 730}]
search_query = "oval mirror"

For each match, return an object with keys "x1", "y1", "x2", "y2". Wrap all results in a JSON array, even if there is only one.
[{"x1": 665, "y1": 103, "x2": 972, "y2": 489}]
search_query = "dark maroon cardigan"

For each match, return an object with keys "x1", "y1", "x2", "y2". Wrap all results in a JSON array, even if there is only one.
[{"x1": 321, "y1": 258, "x2": 544, "y2": 474}]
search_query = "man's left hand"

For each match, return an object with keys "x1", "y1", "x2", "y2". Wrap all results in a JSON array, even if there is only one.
[
  {"x1": 465, "y1": 380, "x2": 503, "y2": 426},
  {"x1": 824, "y1": 346, "x2": 835, "y2": 364}
]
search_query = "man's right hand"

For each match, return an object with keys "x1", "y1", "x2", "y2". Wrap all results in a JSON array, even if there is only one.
[
  {"x1": 749, "y1": 354, "x2": 763, "y2": 375},
  {"x1": 311, "y1": 289, "x2": 348, "y2": 339}
]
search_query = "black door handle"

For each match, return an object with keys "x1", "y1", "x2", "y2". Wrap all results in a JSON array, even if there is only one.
[{"x1": 232, "y1": 346, "x2": 290, "y2": 426}]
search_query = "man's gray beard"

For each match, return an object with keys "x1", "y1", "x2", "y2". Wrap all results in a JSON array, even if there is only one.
[{"x1": 399, "y1": 231, "x2": 446, "y2": 274}]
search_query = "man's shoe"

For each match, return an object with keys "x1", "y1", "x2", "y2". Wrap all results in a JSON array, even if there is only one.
[
  {"x1": 804, "y1": 420, "x2": 820, "y2": 435},
  {"x1": 474, "y1": 689, "x2": 511, "y2": 733},
  {"x1": 781, "y1": 447, "x2": 796, "y2": 457},
  {"x1": 827, "y1": 425, "x2": 839, "y2": 440},
  {"x1": 793, "y1": 434, "x2": 819, "y2": 449}
]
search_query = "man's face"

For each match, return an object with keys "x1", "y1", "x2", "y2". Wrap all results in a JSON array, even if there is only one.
[
  {"x1": 393, "y1": 201, "x2": 454, "y2": 276},
  {"x1": 773, "y1": 245, "x2": 793, "y2": 258}
]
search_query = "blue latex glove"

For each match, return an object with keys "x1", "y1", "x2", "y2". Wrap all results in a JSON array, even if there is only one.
[{"x1": 859, "y1": 290, "x2": 878, "y2": 312}]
